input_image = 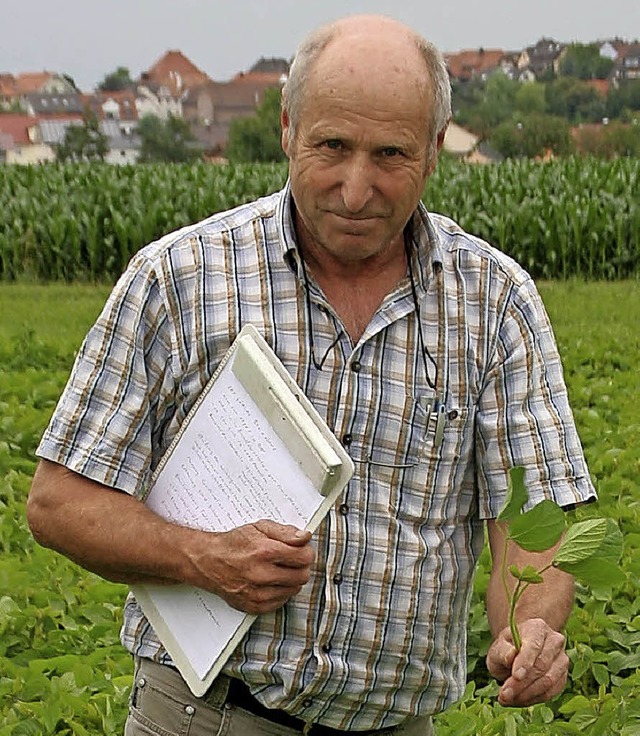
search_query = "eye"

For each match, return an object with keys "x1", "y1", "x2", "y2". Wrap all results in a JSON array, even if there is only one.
[
  {"x1": 322, "y1": 139, "x2": 343, "y2": 150},
  {"x1": 380, "y1": 147, "x2": 403, "y2": 158}
]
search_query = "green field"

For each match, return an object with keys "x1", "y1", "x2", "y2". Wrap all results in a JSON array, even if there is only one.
[
  {"x1": 1, "y1": 158, "x2": 639, "y2": 282},
  {"x1": 1, "y1": 281, "x2": 639, "y2": 734}
]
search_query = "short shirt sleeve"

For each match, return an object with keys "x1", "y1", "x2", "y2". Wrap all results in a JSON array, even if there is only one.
[
  {"x1": 37, "y1": 251, "x2": 176, "y2": 496},
  {"x1": 475, "y1": 277, "x2": 596, "y2": 518}
]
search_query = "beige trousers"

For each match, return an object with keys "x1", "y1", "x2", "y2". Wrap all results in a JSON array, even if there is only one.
[{"x1": 124, "y1": 657, "x2": 434, "y2": 736}]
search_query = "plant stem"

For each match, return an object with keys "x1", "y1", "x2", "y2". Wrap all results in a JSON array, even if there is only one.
[{"x1": 509, "y1": 580, "x2": 523, "y2": 651}]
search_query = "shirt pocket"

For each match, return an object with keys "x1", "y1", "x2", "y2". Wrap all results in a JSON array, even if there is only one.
[{"x1": 383, "y1": 405, "x2": 472, "y2": 525}]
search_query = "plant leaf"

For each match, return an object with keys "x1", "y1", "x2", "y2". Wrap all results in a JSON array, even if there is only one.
[
  {"x1": 508, "y1": 499, "x2": 567, "y2": 551},
  {"x1": 553, "y1": 517, "x2": 622, "y2": 564},
  {"x1": 552, "y1": 518, "x2": 608, "y2": 565},
  {"x1": 497, "y1": 466, "x2": 528, "y2": 521},
  {"x1": 554, "y1": 519, "x2": 624, "y2": 586},
  {"x1": 509, "y1": 564, "x2": 544, "y2": 583}
]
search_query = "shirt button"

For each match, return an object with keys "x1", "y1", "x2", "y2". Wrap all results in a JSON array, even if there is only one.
[
  {"x1": 351, "y1": 361, "x2": 362, "y2": 373},
  {"x1": 333, "y1": 573, "x2": 343, "y2": 585},
  {"x1": 303, "y1": 699, "x2": 313, "y2": 708},
  {"x1": 342, "y1": 433, "x2": 352, "y2": 447},
  {"x1": 338, "y1": 503, "x2": 349, "y2": 515},
  {"x1": 448, "y1": 409, "x2": 459, "y2": 420},
  {"x1": 137, "y1": 678, "x2": 146, "y2": 688},
  {"x1": 321, "y1": 642, "x2": 332, "y2": 653},
  {"x1": 184, "y1": 705, "x2": 195, "y2": 716}
]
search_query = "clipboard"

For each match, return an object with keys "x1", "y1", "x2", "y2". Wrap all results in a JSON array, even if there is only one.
[{"x1": 132, "y1": 324, "x2": 354, "y2": 696}]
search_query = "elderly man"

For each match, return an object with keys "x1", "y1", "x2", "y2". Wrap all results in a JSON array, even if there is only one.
[{"x1": 28, "y1": 14, "x2": 595, "y2": 736}]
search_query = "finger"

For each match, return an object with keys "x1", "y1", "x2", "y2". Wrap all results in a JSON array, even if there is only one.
[
  {"x1": 499, "y1": 650, "x2": 569, "y2": 706},
  {"x1": 248, "y1": 561, "x2": 312, "y2": 588},
  {"x1": 229, "y1": 582, "x2": 306, "y2": 614},
  {"x1": 253, "y1": 519, "x2": 312, "y2": 546},
  {"x1": 512, "y1": 622, "x2": 548, "y2": 674},
  {"x1": 224, "y1": 521, "x2": 314, "y2": 569},
  {"x1": 486, "y1": 630, "x2": 518, "y2": 682},
  {"x1": 511, "y1": 624, "x2": 566, "y2": 686}
]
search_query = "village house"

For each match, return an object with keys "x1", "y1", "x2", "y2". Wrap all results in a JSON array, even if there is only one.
[
  {"x1": 0, "y1": 114, "x2": 53, "y2": 164},
  {"x1": 183, "y1": 57, "x2": 289, "y2": 155},
  {"x1": 615, "y1": 43, "x2": 640, "y2": 80},
  {"x1": 1, "y1": 35, "x2": 638, "y2": 164},
  {"x1": 518, "y1": 38, "x2": 567, "y2": 78},
  {"x1": 445, "y1": 48, "x2": 506, "y2": 82}
]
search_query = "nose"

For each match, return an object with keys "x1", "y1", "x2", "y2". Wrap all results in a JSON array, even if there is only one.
[{"x1": 340, "y1": 154, "x2": 374, "y2": 213}]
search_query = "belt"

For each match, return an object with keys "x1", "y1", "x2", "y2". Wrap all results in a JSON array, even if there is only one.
[{"x1": 224, "y1": 677, "x2": 394, "y2": 735}]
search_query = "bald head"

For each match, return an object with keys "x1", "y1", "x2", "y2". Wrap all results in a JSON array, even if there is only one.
[{"x1": 282, "y1": 15, "x2": 451, "y2": 150}]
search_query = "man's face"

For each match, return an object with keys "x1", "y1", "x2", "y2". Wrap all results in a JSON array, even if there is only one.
[{"x1": 282, "y1": 57, "x2": 437, "y2": 266}]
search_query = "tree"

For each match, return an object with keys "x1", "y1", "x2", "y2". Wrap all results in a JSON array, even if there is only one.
[
  {"x1": 559, "y1": 44, "x2": 614, "y2": 80},
  {"x1": 55, "y1": 111, "x2": 109, "y2": 162},
  {"x1": 546, "y1": 77, "x2": 605, "y2": 123},
  {"x1": 226, "y1": 87, "x2": 287, "y2": 163},
  {"x1": 98, "y1": 66, "x2": 134, "y2": 92},
  {"x1": 606, "y1": 79, "x2": 640, "y2": 119},
  {"x1": 137, "y1": 114, "x2": 201, "y2": 163},
  {"x1": 514, "y1": 82, "x2": 547, "y2": 115},
  {"x1": 452, "y1": 73, "x2": 519, "y2": 137},
  {"x1": 450, "y1": 77, "x2": 484, "y2": 121},
  {"x1": 0, "y1": 98, "x2": 26, "y2": 113},
  {"x1": 489, "y1": 114, "x2": 574, "y2": 158}
]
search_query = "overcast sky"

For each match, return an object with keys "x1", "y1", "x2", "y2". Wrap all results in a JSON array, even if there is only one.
[{"x1": 3, "y1": 0, "x2": 639, "y2": 91}]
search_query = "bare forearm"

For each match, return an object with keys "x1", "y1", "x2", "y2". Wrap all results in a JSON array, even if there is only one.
[
  {"x1": 27, "y1": 459, "x2": 315, "y2": 614},
  {"x1": 27, "y1": 460, "x2": 206, "y2": 586},
  {"x1": 485, "y1": 520, "x2": 573, "y2": 707},
  {"x1": 486, "y1": 521, "x2": 574, "y2": 637}
]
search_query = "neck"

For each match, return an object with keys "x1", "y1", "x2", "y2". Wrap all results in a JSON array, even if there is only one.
[{"x1": 297, "y1": 226, "x2": 409, "y2": 343}]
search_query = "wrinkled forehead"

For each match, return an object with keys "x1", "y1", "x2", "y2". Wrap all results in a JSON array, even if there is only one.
[
  {"x1": 311, "y1": 31, "x2": 430, "y2": 96},
  {"x1": 301, "y1": 34, "x2": 432, "y2": 127}
]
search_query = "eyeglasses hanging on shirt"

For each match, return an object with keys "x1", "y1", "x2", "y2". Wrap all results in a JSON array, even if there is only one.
[
  {"x1": 299, "y1": 253, "x2": 345, "y2": 371},
  {"x1": 405, "y1": 229, "x2": 447, "y2": 451},
  {"x1": 298, "y1": 227, "x2": 448, "y2": 463},
  {"x1": 366, "y1": 232, "x2": 446, "y2": 467}
]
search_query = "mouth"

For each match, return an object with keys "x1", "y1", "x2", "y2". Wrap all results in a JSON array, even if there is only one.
[
  {"x1": 327, "y1": 215, "x2": 379, "y2": 236},
  {"x1": 328, "y1": 211, "x2": 381, "y2": 221}
]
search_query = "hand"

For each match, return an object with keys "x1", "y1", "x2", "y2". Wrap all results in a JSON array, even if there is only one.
[
  {"x1": 190, "y1": 520, "x2": 315, "y2": 614},
  {"x1": 486, "y1": 618, "x2": 569, "y2": 707}
]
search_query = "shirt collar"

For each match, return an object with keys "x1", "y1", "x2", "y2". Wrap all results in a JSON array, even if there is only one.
[
  {"x1": 275, "y1": 179, "x2": 444, "y2": 289},
  {"x1": 275, "y1": 179, "x2": 302, "y2": 276},
  {"x1": 406, "y1": 203, "x2": 445, "y2": 293}
]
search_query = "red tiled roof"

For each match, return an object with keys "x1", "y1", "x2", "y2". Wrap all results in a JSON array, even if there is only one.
[
  {"x1": 232, "y1": 71, "x2": 286, "y2": 85},
  {"x1": 83, "y1": 91, "x2": 139, "y2": 120},
  {"x1": 0, "y1": 74, "x2": 17, "y2": 96},
  {"x1": 183, "y1": 75, "x2": 283, "y2": 123},
  {"x1": 143, "y1": 50, "x2": 210, "y2": 94},
  {"x1": 15, "y1": 72, "x2": 55, "y2": 94},
  {"x1": 445, "y1": 49, "x2": 505, "y2": 80},
  {"x1": 0, "y1": 114, "x2": 38, "y2": 145},
  {"x1": 619, "y1": 42, "x2": 640, "y2": 59}
]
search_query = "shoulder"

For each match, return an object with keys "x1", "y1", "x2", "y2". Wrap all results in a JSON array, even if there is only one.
[
  {"x1": 135, "y1": 189, "x2": 284, "y2": 267},
  {"x1": 427, "y1": 211, "x2": 531, "y2": 291}
]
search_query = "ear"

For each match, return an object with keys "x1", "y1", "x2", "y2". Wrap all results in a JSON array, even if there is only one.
[
  {"x1": 426, "y1": 120, "x2": 450, "y2": 176},
  {"x1": 281, "y1": 104, "x2": 292, "y2": 157},
  {"x1": 435, "y1": 119, "x2": 450, "y2": 154}
]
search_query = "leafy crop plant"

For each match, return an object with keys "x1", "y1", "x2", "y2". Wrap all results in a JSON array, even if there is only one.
[{"x1": 497, "y1": 467, "x2": 624, "y2": 651}]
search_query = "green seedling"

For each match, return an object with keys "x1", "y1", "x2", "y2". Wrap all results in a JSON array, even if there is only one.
[{"x1": 497, "y1": 467, "x2": 624, "y2": 651}]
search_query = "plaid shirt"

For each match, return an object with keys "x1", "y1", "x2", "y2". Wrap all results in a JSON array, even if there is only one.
[{"x1": 38, "y1": 183, "x2": 595, "y2": 731}]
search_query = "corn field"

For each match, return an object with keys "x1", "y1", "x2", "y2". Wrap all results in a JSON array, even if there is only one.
[{"x1": 0, "y1": 157, "x2": 638, "y2": 282}]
